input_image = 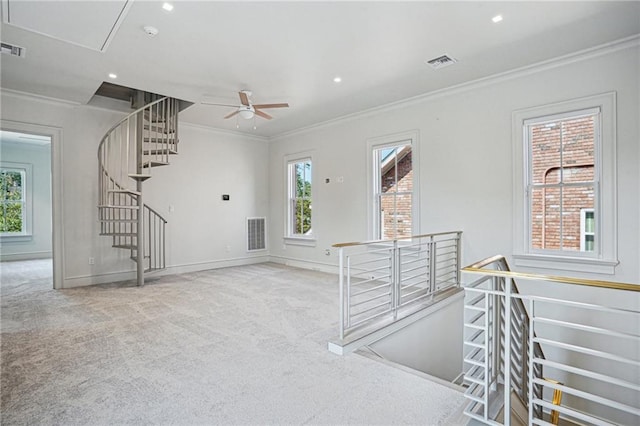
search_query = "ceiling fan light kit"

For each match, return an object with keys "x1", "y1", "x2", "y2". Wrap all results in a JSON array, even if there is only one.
[{"x1": 202, "y1": 90, "x2": 289, "y2": 126}]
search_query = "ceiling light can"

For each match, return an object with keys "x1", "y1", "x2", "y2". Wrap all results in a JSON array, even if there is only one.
[
  {"x1": 492, "y1": 15, "x2": 503, "y2": 23},
  {"x1": 162, "y1": 3, "x2": 174, "y2": 12},
  {"x1": 108, "y1": 73, "x2": 117, "y2": 79},
  {"x1": 143, "y1": 26, "x2": 159, "y2": 37}
]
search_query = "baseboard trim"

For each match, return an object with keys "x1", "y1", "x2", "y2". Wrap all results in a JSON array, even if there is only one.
[
  {"x1": 62, "y1": 255, "x2": 271, "y2": 288},
  {"x1": 268, "y1": 255, "x2": 338, "y2": 274},
  {"x1": 0, "y1": 251, "x2": 52, "y2": 262}
]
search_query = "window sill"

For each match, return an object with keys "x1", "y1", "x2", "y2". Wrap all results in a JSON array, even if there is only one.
[
  {"x1": 512, "y1": 253, "x2": 619, "y2": 275},
  {"x1": 284, "y1": 236, "x2": 316, "y2": 247},
  {"x1": 0, "y1": 234, "x2": 33, "y2": 243}
]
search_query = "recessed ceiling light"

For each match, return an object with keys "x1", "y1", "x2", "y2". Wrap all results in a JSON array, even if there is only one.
[
  {"x1": 108, "y1": 73, "x2": 117, "y2": 79},
  {"x1": 333, "y1": 76, "x2": 342, "y2": 83},
  {"x1": 492, "y1": 15, "x2": 503, "y2": 23},
  {"x1": 162, "y1": 2, "x2": 174, "y2": 12}
]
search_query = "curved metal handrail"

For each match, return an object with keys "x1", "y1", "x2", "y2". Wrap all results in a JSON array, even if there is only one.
[{"x1": 97, "y1": 96, "x2": 169, "y2": 153}]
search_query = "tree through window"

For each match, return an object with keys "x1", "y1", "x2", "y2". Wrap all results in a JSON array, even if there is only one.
[{"x1": 0, "y1": 167, "x2": 26, "y2": 234}]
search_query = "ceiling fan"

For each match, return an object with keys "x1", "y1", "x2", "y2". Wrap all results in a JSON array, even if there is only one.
[{"x1": 201, "y1": 90, "x2": 289, "y2": 121}]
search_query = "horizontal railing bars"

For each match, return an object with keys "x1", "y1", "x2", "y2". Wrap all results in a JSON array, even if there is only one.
[
  {"x1": 350, "y1": 276, "x2": 391, "y2": 288},
  {"x1": 535, "y1": 317, "x2": 640, "y2": 340},
  {"x1": 400, "y1": 278, "x2": 429, "y2": 291},
  {"x1": 333, "y1": 230, "x2": 462, "y2": 248},
  {"x1": 535, "y1": 358, "x2": 640, "y2": 393},
  {"x1": 350, "y1": 282, "x2": 392, "y2": 297},
  {"x1": 350, "y1": 292, "x2": 393, "y2": 308},
  {"x1": 350, "y1": 299, "x2": 393, "y2": 317},
  {"x1": 399, "y1": 286, "x2": 434, "y2": 301},
  {"x1": 533, "y1": 400, "x2": 610, "y2": 426},
  {"x1": 533, "y1": 337, "x2": 640, "y2": 367},
  {"x1": 435, "y1": 257, "x2": 457, "y2": 266},
  {"x1": 348, "y1": 256, "x2": 392, "y2": 268},
  {"x1": 533, "y1": 378, "x2": 640, "y2": 417},
  {"x1": 512, "y1": 293, "x2": 639, "y2": 316},
  {"x1": 399, "y1": 270, "x2": 428, "y2": 282},
  {"x1": 399, "y1": 255, "x2": 428, "y2": 266},
  {"x1": 349, "y1": 307, "x2": 394, "y2": 328}
]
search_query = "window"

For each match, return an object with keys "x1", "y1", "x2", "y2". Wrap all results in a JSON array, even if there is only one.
[
  {"x1": 368, "y1": 131, "x2": 419, "y2": 240},
  {"x1": 580, "y1": 208, "x2": 595, "y2": 252},
  {"x1": 527, "y1": 108, "x2": 597, "y2": 254},
  {"x1": 1, "y1": 166, "x2": 27, "y2": 235},
  {"x1": 512, "y1": 93, "x2": 618, "y2": 274},
  {"x1": 286, "y1": 156, "x2": 313, "y2": 240}
]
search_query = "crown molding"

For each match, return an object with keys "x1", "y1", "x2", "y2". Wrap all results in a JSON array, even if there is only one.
[{"x1": 271, "y1": 34, "x2": 640, "y2": 141}]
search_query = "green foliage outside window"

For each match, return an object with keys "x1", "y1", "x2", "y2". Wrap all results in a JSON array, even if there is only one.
[
  {"x1": 0, "y1": 169, "x2": 24, "y2": 233},
  {"x1": 294, "y1": 161, "x2": 312, "y2": 235}
]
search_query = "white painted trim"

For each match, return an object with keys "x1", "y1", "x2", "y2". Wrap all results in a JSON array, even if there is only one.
[
  {"x1": 1, "y1": 120, "x2": 64, "y2": 290},
  {"x1": 62, "y1": 255, "x2": 270, "y2": 288},
  {"x1": 272, "y1": 35, "x2": 639, "y2": 141},
  {"x1": 284, "y1": 151, "x2": 314, "y2": 239},
  {"x1": 366, "y1": 130, "x2": 420, "y2": 240},
  {"x1": 0, "y1": 161, "x2": 31, "y2": 237},
  {"x1": 512, "y1": 92, "x2": 618, "y2": 275},
  {"x1": 269, "y1": 255, "x2": 338, "y2": 275},
  {"x1": 0, "y1": 88, "x2": 81, "y2": 107},
  {"x1": 0, "y1": 250, "x2": 52, "y2": 261}
]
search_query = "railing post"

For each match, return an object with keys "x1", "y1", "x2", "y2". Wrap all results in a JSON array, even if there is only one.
[
  {"x1": 338, "y1": 247, "x2": 345, "y2": 340},
  {"x1": 504, "y1": 278, "x2": 513, "y2": 425},
  {"x1": 393, "y1": 239, "x2": 399, "y2": 320},
  {"x1": 456, "y1": 231, "x2": 462, "y2": 287},
  {"x1": 429, "y1": 235, "x2": 436, "y2": 294}
]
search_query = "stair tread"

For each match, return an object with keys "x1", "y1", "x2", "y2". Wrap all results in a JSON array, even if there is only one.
[
  {"x1": 101, "y1": 232, "x2": 137, "y2": 236},
  {"x1": 143, "y1": 124, "x2": 175, "y2": 133},
  {"x1": 143, "y1": 149, "x2": 178, "y2": 155},
  {"x1": 143, "y1": 161, "x2": 169, "y2": 168},
  {"x1": 98, "y1": 205, "x2": 139, "y2": 210},
  {"x1": 128, "y1": 174, "x2": 152, "y2": 181}
]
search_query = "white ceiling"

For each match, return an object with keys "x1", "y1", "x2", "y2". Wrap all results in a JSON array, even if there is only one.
[{"x1": 1, "y1": 1, "x2": 639, "y2": 137}]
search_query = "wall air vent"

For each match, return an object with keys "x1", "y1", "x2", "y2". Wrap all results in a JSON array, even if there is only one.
[
  {"x1": 247, "y1": 217, "x2": 267, "y2": 252},
  {"x1": 426, "y1": 54, "x2": 457, "y2": 70},
  {"x1": 1, "y1": 42, "x2": 26, "y2": 58}
]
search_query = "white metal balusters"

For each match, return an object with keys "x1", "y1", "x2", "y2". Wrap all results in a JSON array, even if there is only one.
[
  {"x1": 462, "y1": 255, "x2": 640, "y2": 425},
  {"x1": 333, "y1": 231, "x2": 462, "y2": 340},
  {"x1": 98, "y1": 96, "x2": 179, "y2": 285}
]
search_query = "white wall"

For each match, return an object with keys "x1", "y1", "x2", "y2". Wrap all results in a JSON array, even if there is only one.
[
  {"x1": 0, "y1": 141, "x2": 52, "y2": 260},
  {"x1": 268, "y1": 42, "x2": 640, "y2": 285},
  {"x1": 0, "y1": 92, "x2": 270, "y2": 288}
]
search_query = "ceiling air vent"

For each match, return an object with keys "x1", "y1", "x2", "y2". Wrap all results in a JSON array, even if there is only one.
[
  {"x1": 1, "y1": 42, "x2": 26, "y2": 58},
  {"x1": 426, "y1": 54, "x2": 456, "y2": 70}
]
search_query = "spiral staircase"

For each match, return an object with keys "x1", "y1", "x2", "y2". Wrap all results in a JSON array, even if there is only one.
[{"x1": 97, "y1": 91, "x2": 185, "y2": 286}]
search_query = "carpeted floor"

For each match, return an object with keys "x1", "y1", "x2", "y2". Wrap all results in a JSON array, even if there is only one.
[{"x1": 1, "y1": 259, "x2": 466, "y2": 425}]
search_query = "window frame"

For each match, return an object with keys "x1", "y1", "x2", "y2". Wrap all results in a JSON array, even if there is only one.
[
  {"x1": 284, "y1": 152, "x2": 315, "y2": 246},
  {"x1": 0, "y1": 161, "x2": 33, "y2": 241},
  {"x1": 367, "y1": 130, "x2": 420, "y2": 241},
  {"x1": 580, "y1": 208, "x2": 595, "y2": 253},
  {"x1": 512, "y1": 92, "x2": 618, "y2": 274}
]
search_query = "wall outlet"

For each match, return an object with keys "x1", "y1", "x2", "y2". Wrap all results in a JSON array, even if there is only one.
[
  {"x1": 88, "y1": 257, "x2": 95, "y2": 265},
  {"x1": 325, "y1": 249, "x2": 331, "y2": 256}
]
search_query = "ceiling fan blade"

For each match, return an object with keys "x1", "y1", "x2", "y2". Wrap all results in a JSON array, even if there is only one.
[
  {"x1": 252, "y1": 103, "x2": 289, "y2": 109},
  {"x1": 201, "y1": 101, "x2": 240, "y2": 107},
  {"x1": 239, "y1": 91, "x2": 250, "y2": 106},
  {"x1": 254, "y1": 109, "x2": 273, "y2": 120},
  {"x1": 224, "y1": 110, "x2": 240, "y2": 119}
]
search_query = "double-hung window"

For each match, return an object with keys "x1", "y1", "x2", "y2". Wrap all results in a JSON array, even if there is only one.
[
  {"x1": 286, "y1": 155, "x2": 313, "y2": 242},
  {"x1": 368, "y1": 131, "x2": 419, "y2": 240},
  {"x1": 0, "y1": 164, "x2": 29, "y2": 237},
  {"x1": 512, "y1": 93, "x2": 617, "y2": 273}
]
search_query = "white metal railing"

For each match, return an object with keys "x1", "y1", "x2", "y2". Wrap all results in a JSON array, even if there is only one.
[
  {"x1": 333, "y1": 231, "x2": 462, "y2": 340},
  {"x1": 98, "y1": 96, "x2": 178, "y2": 284},
  {"x1": 462, "y1": 255, "x2": 640, "y2": 425}
]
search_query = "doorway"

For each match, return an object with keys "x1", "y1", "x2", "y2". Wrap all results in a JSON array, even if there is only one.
[{"x1": 0, "y1": 121, "x2": 63, "y2": 290}]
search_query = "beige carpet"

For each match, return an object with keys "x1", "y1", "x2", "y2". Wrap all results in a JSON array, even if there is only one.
[{"x1": 1, "y1": 259, "x2": 466, "y2": 425}]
